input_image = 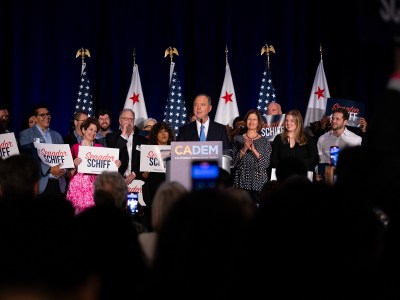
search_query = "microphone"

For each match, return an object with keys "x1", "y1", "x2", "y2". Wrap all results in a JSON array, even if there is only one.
[{"x1": 200, "y1": 118, "x2": 203, "y2": 124}]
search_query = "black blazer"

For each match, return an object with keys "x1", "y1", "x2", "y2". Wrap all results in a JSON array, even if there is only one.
[
  {"x1": 63, "y1": 131, "x2": 79, "y2": 148},
  {"x1": 106, "y1": 130, "x2": 148, "y2": 178},
  {"x1": 177, "y1": 120, "x2": 231, "y2": 150}
]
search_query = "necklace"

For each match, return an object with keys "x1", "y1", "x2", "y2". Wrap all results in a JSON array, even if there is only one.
[{"x1": 246, "y1": 132, "x2": 258, "y2": 139}]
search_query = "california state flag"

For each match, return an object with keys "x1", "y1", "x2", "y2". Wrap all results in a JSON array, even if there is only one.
[
  {"x1": 303, "y1": 59, "x2": 330, "y2": 128},
  {"x1": 124, "y1": 64, "x2": 148, "y2": 126},
  {"x1": 214, "y1": 63, "x2": 239, "y2": 127}
]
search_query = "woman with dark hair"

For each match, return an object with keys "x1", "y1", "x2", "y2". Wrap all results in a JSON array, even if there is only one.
[
  {"x1": 231, "y1": 109, "x2": 272, "y2": 203},
  {"x1": 66, "y1": 117, "x2": 121, "y2": 214},
  {"x1": 142, "y1": 122, "x2": 175, "y2": 206}
]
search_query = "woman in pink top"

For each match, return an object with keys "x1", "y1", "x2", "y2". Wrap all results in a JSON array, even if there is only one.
[{"x1": 66, "y1": 117, "x2": 121, "y2": 214}]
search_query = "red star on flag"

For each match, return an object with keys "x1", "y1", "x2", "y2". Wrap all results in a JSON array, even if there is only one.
[
  {"x1": 130, "y1": 93, "x2": 140, "y2": 105},
  {"x1": 222, "y1": 91, "x2": 233, "y2": 104},
  {"x1": 314, "y1": 86, "x2": 325, "y2": 99}
]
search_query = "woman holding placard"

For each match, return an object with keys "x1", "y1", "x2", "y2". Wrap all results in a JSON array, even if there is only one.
[{"x1": 66, "y1": 117, "x2": 121, "y2": 215}]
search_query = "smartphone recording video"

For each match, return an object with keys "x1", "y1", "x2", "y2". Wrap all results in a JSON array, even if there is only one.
[
  {"x1": 127, "y1": 192, "x2": 139, "y2": 216},
  {"x1": 191, "y1": 160, "x2": 220, "y2": 191},
  {"x1": 330, "y1": 146, "x2": 340, "y2": 167}
]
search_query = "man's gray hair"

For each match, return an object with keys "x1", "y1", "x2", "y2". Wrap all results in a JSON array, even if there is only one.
[{"x1": 94, "y1": 171, "x2": 128, "y2": 209}]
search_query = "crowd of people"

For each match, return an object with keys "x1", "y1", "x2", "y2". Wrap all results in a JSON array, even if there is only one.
[{"x1": 0, "y1": 76, "x2": 399, "y2": 299}]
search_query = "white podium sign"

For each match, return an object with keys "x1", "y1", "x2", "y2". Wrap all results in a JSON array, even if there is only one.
[{"x1": 169, "y1": 141, "x2": 222, "y2": 190}]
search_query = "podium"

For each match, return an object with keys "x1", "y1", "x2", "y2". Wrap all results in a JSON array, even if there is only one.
[{"x1": 167, "y1": 141, "x2": 223, "y2": 190}]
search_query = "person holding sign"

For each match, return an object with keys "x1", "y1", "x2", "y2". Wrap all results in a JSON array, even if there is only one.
[
  {"x1": 66, "y1": 117, "x2": 121, "y2": 215},
  {"x1": 142, "y1": 121, "x2": 175, "y2": 204},
  {"x1": 19, "y1": 104, "x2": 68, "y2": 202}
]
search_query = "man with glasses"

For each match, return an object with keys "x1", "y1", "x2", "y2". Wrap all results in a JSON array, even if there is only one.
[
  {"x1": 106, "y1": 108, "x2": 148, "y2": 184},
  {"x1": 19, "y1": 104, "x2": 69, "y2": 203},
  {"x1": 0, "y1": 106, "x2": 10, "y2": 134},
  {"x1": 64, "y1": 111, "x2": 89, "y2": 147},
  {"x1": 106, "y1": 108, "x2": 151, "y2": 227}
]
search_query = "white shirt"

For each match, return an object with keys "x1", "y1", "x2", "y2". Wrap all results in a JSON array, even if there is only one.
[
  {"x1": 121, "y1": 132, "x2": 134, "y2": 177},
  {"x1": 317, "y1": 127, "x2": 362, "y2": 163}
]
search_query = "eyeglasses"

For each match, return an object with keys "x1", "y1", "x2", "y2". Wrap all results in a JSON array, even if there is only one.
[
  {"x1": 37, "y1": 113, "x2": 51, "y2": 118},
  {"x1": 121, "y1": 117, "x2": 134, "y2": 122},
  {"x1": 0, "y1": 115, "x2": 9, "y2": 120}
]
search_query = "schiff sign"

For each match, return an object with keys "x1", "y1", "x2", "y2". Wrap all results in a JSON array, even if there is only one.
[{"x1": 0, "y1": 133, "x2": 20, "y2": 159}]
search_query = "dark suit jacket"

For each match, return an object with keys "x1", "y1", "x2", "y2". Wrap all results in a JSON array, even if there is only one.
[
  {"x1": 106, "y1": 130, "x2": 148, "y2": 178},
  {"x1": 63, "y1": 131, "x2": 79, "y2": 148},
  {"x1": 177, "y1": 120, "x2": 231, "y2": 150}
]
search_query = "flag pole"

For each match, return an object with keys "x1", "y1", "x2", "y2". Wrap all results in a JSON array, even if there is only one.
[
  {"x1": 165, "y1": 46, "x2": 179, "y2": 84},
  {"x1": 320, "y1": 43, "x2": 323, "y2": 60},
  {"x1": 225, "y1": 45, "x2": 228, "y2": 65},
  {"x1": 133, "y1": 48, "x2": 136, "y2": 65}
]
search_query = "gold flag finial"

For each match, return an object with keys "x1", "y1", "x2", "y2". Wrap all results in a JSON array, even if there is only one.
[
  {"x1": 76, "y1": 48, "x2": 91, "y2": 64},
  {"x1": 319, "y1": 43, "x2": 323, "y2": 60},
  {"x1": 164, "y1": 46, "x2": 179, "y2": 62},
  {"x1": 261, "y1": 44, "x2": 275, "y2": 68}
]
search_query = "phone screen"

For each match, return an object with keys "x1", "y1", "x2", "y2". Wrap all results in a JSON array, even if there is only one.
[
  {"x1": 330, "y1": 146, "x2": 340, "y2": 167},
  {"x1": 191, "y1": 160, "x2": 220, "y2": 190},
  {"x1": 127, "y1": 192, "x2": 139, "y2": 216}
]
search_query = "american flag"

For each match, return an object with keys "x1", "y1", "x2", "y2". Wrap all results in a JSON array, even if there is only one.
[
  {"x1": 75, "y1": 62, "x2": 95, "y2": 117},
  {"x1": 163, "y1": 62, "x2": 187, "y2": 137},
  {"x1": 257, "y1": 62, "x2": 277, "y2": 114}
]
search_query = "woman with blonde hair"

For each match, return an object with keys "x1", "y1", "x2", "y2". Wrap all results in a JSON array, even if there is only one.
[
  {"x1": 270, "y1": 109, "x2": 318, "y2": 173},
  {"x1": 138, "y1": 181, "x2": 187, "y2": 267}
]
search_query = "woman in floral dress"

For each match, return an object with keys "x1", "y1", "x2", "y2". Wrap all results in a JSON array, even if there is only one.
[{"x1": 66, "y1": 117, "x2": 121, "y2": 214}]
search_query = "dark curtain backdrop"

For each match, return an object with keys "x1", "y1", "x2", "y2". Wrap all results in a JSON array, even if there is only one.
[{"x1": 0, "y1": 0, "x2": 397, "y2": 136}]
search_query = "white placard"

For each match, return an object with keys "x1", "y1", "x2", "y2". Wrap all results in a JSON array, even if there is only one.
[
  {"x1": 140, "y1": 145, "x2": 171, "y2": 173},
  {"x1": 77, "y1": 146, "x2": 119, "y2": 175},
  {"x1": 127, "y1": 179, "x2": 146, "y2": 206},
  {"x1": 34, "y1": 142, "x2": 74, "y2": 168},
  {"x1": 0, "y1": 132, "x2": 20, "y2": 159}
]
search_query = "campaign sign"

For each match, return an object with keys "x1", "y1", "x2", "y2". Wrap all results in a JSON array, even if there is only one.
[
  {"x1": 33, "y1": 143, "x2": 74, "y2": 168},
  {"x1": 260, "y1": 114, "x2": 285, "y2": 141},
  {"x1": 170, "y1": 141, "x2": 222, "y2": 190},
  {"x1": 140, "y1": 145, "x2": 171, "y2": 173},
  {"x1": 127, "y1": 179, "x2": 146, "y2": 206},
  {"x1": 0, "y1": 132, "x2": 20, "y2": 159},
  {"x1": 326, "y1": 98, "x2": 365, "y2": 128},
  {"x1": 77, "y1": 146, "x2": 119, "y2": 174}
]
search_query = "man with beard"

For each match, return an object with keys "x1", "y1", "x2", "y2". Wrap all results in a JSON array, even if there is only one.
[
  {"x1": 317, "y1": 107, "x2": 362, "y2": 164},
  {"x1": 95, "y1": 109, "x2": 113, "y2": 146}
]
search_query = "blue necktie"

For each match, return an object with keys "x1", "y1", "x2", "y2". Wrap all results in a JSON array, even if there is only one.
[{"x1": 200, "y1": 124, "x2": 206, "y2": 141}]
